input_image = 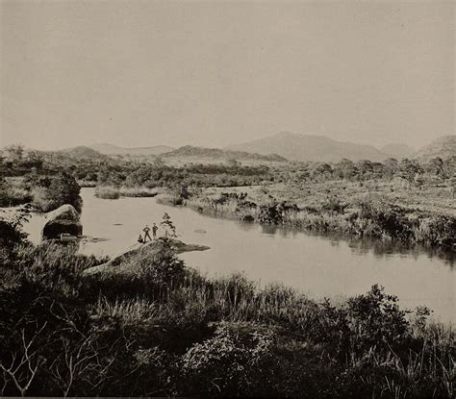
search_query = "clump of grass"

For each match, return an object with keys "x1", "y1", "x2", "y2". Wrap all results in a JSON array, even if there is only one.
[
  {"x1": 119, "y1": 186, "x2": 159, "y2": 197},
  {"x1": 177, "y1": 188, "x2": 456, "y2": 254},
  {"x1": 95, "y1": 185, "x2": 159, "y2": 199},
  {"x1": 0, "y1": 178, "x2": 33, "y2": 207},
  {"x1": 94, "y1": 185, "x2": 120, "y2": 199},
  {"x1": 77, "y1": 180, "x2": 97, "y2": 187}
]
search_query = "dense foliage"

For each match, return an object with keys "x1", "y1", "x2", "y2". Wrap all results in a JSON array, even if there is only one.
[{"x1": 0, "y1": 216, "x2": 455, "y2": 398}]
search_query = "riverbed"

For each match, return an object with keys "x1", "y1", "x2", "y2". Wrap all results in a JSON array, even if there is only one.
[{"x1": 16, "y1": 187, "x2": 456, "y2": 324}]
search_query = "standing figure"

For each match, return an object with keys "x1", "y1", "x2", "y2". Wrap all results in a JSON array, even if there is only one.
[
  {"x1": 143, "y1": 225, "x2": 152, "y2": 242},
  {"x1": 152, "y1": 223, "x2": 158, "y2": 239}
]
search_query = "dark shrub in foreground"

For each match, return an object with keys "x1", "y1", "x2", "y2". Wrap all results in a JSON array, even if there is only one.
[{"x1": 0, "y1": 218, "x2": 455, "y2": 398}]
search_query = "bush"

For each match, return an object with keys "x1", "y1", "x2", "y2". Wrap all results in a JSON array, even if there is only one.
[
  {"x1": 141, "y1": 240, "x2": 186, "y2": 286},
  {"x1": 31, "y1": 173, "x2": 82, "y2": 212},
  {"x1": 94, "y1": 185, "x2": 120, "y2": 199},
  {"x1": 180, "y1": 322, "x2": 273, "y2": 396},
  {"x1": 356, "y1": 200, "x2": 414, "y2": 241}
]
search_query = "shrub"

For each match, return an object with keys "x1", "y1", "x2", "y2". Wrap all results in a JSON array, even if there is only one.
[
  {"x1": 94, "y1": 185, "x2": 120, "y2": 199},
  {"x1": 180, "y1": 322, "x2": 273, "y2": 396},
  {"x1": 346, "y1": 285, "x2": 410, "y2": 354},
  {"x1": 31, "y1": 173, "x2": 82, "y2": 212}
]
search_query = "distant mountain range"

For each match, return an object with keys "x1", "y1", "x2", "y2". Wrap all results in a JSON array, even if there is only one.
[
  {"x1": 89, "y1": 143, "x2": 174, "y2": 156},
  {"x1": 49, "y1": 133, "x2": 455, "y2": 164},
  {"x1": 226, "y1": 132, "x2": 398, "y2": 162},
  {"x1": 56, "y1": 144, "x2": 286, "y2": 164},
  {"x1": 162, "y1": 145, "x2": 287, "y2": 163}
]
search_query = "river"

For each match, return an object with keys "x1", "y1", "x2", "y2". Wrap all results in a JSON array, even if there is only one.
[{"x1": 17, "y1": 188, "x2": 456, "y2": 324}]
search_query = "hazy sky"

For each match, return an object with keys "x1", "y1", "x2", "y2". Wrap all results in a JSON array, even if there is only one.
[{"x1": 1, "y1": 0, "x2": 454, "y2": 151}]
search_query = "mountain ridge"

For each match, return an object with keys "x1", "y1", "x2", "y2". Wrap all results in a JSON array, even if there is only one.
[
  {"x1": 89, "y1": 143, "x2": 174, "y2": 156},
  {"x1": 162, "y1": 145, "x2": 287, "y2": 162},
  {"x1": 225, "y1": 132, "x2": 389, "y2": 162},
  {"x1": 48, "y1": 134, "x2": 456, "y2": 164}
]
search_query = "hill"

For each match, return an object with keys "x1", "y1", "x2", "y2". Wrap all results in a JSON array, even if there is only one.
[
  {"x1": 226, "y1": 132, "x2": 388, "y2": 162},
  {"x1": 162, "y1": 145, "x2": 287, "y2": 163},
  {"x1": 381, "y1": 143, "x2": 415, "y2": 160},
  {"x1": 89, "y1": 143, "x2": 174, "y2": 156},
  {"x1": 57, "y1": 146, "x2": 108, "y2": 160},
  {"x1": 414, "y1": 135, "x2": 456, "y2": 161}
]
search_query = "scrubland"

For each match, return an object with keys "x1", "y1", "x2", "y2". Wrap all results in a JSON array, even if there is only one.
[{"x1": 169, "y1": 177, "x2": 456, "y2": 253}]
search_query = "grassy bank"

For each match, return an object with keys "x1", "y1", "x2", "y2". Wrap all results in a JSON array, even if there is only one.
[
  {"x1": 95, "y1": 185, "x2": 160, "y2": 199},
  {"x1": 159, "y1": 180, "x2": 456, "y2": 254},
  {"x1": 0, "y1": 215, "x2": 455, "y2": 398}
]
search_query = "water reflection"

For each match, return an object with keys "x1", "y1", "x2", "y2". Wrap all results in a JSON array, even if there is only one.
[{"x1": 257, "y1": 222, "x2": 456, "y2": 268}]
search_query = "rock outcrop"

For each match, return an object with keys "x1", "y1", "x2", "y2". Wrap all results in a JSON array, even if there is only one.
[
  {"x1": 42, "y1": 204, "x2": 83, "y2": 240},
  {"x1": 83, "y1": 238, "x2": 210, "y2": 276}
]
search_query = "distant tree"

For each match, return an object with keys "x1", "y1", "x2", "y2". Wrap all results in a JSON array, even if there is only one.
[
  {"x1": 356, "y1": 160, "x2": 374, "y2": 179},
  {"x1": 4, "y1": 145, "x2": 24, "y2": 162},
  {"x1": 443, "y1": 156, "x2": 456, "y2": 177},
  {"x1": 400, "y1": 158, "x2": 423, "y2": 181},
  {"x1": 311, "y1": 162, "x2": 332, "y2": 180},
  {"x1": 449, "y1": 174, "x2": 456, "y2": 198},
  {"x1": 153, "y1": 157, "x2": 165, "y2": 168},
  {"x1": 334, "y1": 159, "x2": 355, "y2": 180},
  {"x1": 23, "y1": 151, "x2": 44, "y2": 171},
  {"x1": 426, "y1": 157, "x2": 444, "y2": 176},
  {"x1": 384, "y1": 158, "x2": 399, "y2": 178},
  {"x1": 414, "y1": 174, "x2": 425, "y2": 190},
  {"x1": 371, "y1": 162, "x2": 384, "y2": 179},
  {"x1": 226, "y1": 158, "x2": 240, "y2": 167}
]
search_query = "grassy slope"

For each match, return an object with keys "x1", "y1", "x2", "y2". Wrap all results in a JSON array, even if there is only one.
[
  {"x1": 196, "y1": 180, "x2": 456, "y2": 217},
  {"x1": 158, "y1": 178, "x2": 456, "y2": 255}
]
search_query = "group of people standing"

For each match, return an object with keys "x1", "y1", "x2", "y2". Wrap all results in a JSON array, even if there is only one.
[{"x1": 138, "y1": 223, "x2": 158, "y2": 243}]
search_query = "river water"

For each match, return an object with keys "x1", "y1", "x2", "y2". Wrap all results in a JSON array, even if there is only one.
[{"x1": 17, "y1": 188, "x2": 456, "y2": 324}]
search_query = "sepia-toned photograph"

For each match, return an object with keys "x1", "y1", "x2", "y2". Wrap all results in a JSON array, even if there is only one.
[{"x1": 0, "y1": 0, "x2": 455, "y2": 397}]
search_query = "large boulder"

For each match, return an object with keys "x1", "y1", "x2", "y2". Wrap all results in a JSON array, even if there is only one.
[
  {"x1": 45, "y1": 204, "x2": 80, "y2": 222},
  {"x1": 42, "y1": 204, "x2": 82, "y2": 240}
]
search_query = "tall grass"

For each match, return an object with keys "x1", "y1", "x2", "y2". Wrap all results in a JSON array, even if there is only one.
[
  {"x1": 175, "y1": 191, "x2": 456, "y2": 253},
  {"x1": 94, "y1": 185, "x2": 120, "y2": 199},
  {"x1": 95, "y1": 185, "x2": 159, "y2": 199},
  {"x1": 1, "y1": 223, "x2": 455, "y2": 397}
]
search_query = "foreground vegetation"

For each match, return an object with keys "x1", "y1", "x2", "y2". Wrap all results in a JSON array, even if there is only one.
[{"x1": 0, "y1": 213, "x2": 455, "y2": 398}]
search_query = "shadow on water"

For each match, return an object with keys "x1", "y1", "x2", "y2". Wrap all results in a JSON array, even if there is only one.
[{"x1": 252, "y1": 223, "x2": 456, "y2": 268}]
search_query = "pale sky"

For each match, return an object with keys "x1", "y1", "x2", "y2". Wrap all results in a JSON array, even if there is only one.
[{"x1": 0, "y1": 0, "x2": 455, "y2": 151}]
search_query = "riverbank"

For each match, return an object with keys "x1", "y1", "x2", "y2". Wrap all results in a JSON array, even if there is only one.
[
  {"x1": 95, "y1": 184, "x2": 161, "y2": 199},
  {"x1": 158, "y1": 180, "x2": 456, "y2": 254},
  {"x1": 1, "y1": 220, "x2": 455, "y2": 398}
]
